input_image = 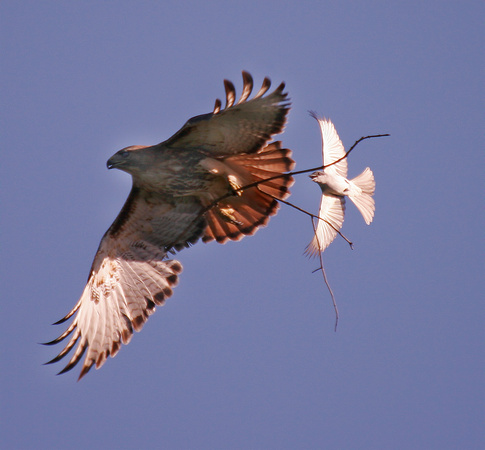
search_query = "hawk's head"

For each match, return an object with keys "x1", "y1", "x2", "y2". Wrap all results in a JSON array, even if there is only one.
[{"x1": 107, "y1": 145, "x2": 149, "y2": 172}]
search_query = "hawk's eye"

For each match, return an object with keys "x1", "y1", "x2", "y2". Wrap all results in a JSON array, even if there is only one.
[{"x1": 118, "y1": 150, "x2": 129, "y2": 158}]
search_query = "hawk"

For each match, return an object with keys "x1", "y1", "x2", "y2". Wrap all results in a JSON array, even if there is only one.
[
  {"x1": 44, "y1": 72, "x2": 294, "y2": 379},
  {"x1": 305, "y1": 113, "x2": 375, "y2": 256}
]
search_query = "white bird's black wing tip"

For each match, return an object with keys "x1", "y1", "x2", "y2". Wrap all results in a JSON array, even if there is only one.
[
  {"x1": 308, "y1": 110, "x2": 319, "y2": 120},
  {"x1": 308, "y1": 110, "x2": 331, "y2": 123}
]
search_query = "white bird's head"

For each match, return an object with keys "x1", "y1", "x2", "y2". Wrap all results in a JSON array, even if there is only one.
[{"x1": 310, "y1": 170, "x2": 325, "y2": 182}]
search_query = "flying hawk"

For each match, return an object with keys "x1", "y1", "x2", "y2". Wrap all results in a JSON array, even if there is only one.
[
  {"x1": 44, "y1": 72, "x2": 294, "y2": 379},
  {"x1": 305, "y1": 113, "x2": 375, "y2": 256}
]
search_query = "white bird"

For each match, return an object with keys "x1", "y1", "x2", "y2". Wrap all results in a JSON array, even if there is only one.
[{"x1": 305, "y1": 113, "x2": 375, "y2": 256}]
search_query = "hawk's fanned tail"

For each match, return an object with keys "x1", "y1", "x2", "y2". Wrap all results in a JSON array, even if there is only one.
[{"x1": 203, "y1": 142, "x2": 295, "y2": 243}]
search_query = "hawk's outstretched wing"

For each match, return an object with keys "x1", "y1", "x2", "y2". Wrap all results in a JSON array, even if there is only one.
[
  {"x1": 44, "y1": 189, "x2": 205, "y2": 380},
  {"x1": 164, "y1": 71, "x2": 289, "y2": 156}
]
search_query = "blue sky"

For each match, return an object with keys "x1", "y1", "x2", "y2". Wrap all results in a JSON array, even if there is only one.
[{"x1": 1, "y1": 1, "x2": 483, "y2": 449}]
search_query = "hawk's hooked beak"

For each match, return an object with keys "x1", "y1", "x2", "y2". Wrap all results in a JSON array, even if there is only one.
[
  {"x1": 107, "y1": 146, "x2": 143, "y2": 170},
  {"x1": 106, "y1": 150, "x2": 128, "y2": 170}
]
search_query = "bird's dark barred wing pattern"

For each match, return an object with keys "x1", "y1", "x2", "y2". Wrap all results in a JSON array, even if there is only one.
[
  {"x1": 44, "y1": 189, "x2": 205, "y2": 379},
  {"x1": 164, "y1": 71, "x2": 290, "y2": 156}
]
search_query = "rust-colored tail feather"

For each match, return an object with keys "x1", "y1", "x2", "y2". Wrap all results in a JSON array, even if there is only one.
[{"x1": 203, "y1": 142, "x2": 294, "y2": 244}]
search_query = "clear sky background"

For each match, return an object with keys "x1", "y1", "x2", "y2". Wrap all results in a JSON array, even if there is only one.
[{"x1": 1, "y1": 2, "x2": 483, "y2": 449}]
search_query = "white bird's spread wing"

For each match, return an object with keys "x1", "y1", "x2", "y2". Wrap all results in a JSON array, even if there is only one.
[
  {"x1": 44, "y1": 188, "x2": 206, "y2": 379},
  {"x1": 305, "y1": 194, "x2": 345, "y2": 256},
  {"x1": 311, "y1": 113, "x2": 347, "y2": 177}
]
